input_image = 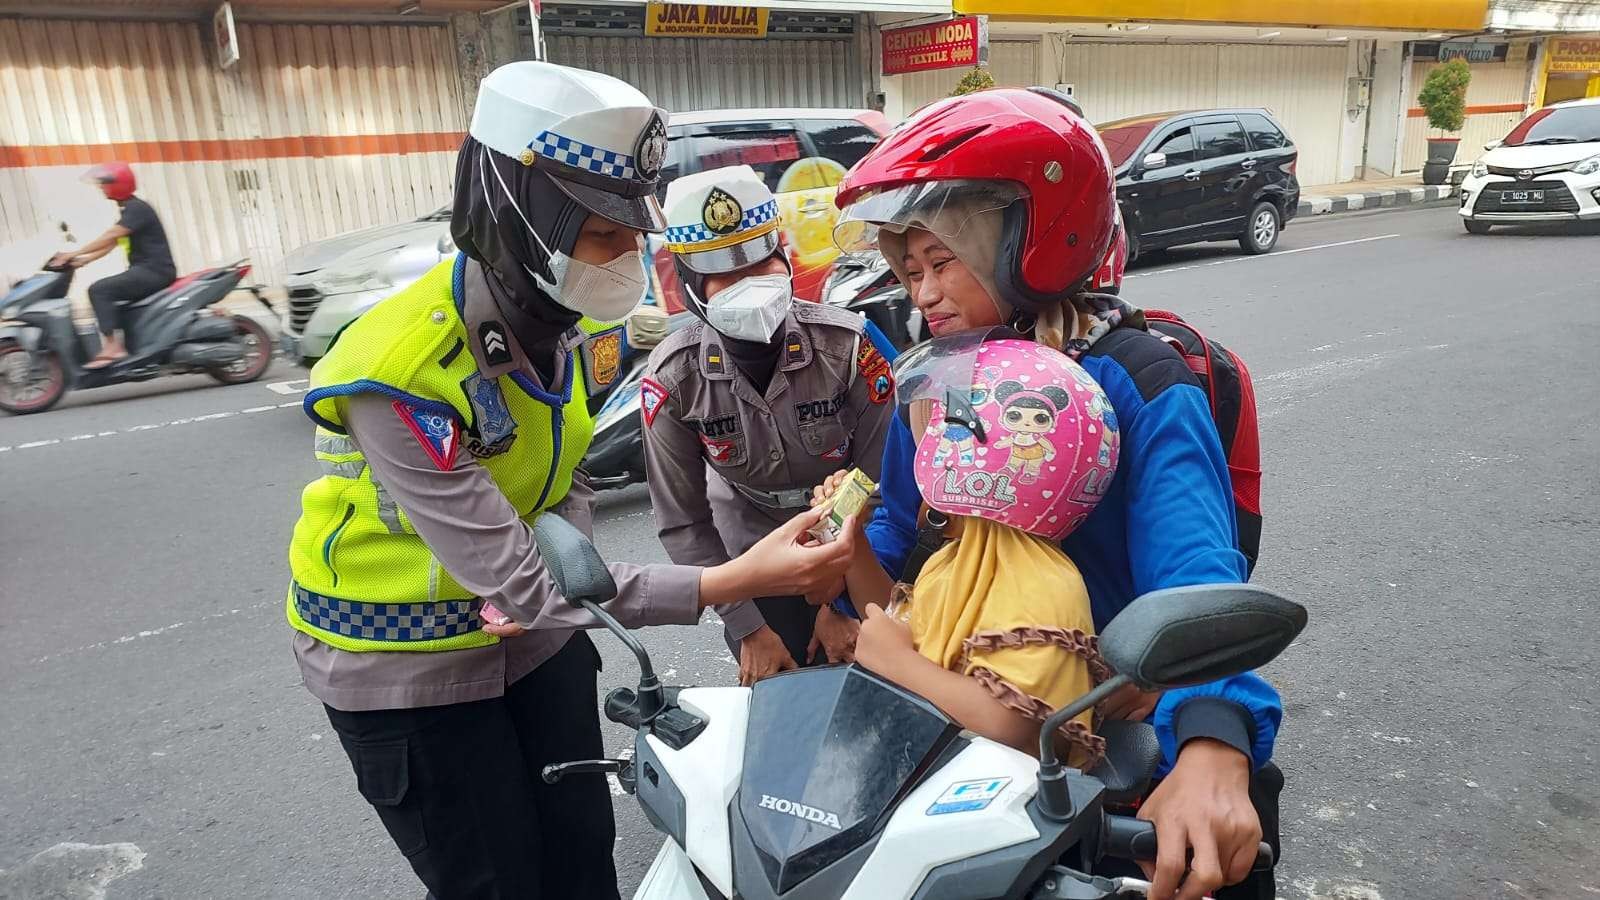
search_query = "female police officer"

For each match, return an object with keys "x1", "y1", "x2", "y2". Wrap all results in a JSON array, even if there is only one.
[
  {"x1": 641, "y1": 165, "x2": 897, "y2": 684},
  {"x1": 285, "y1": 64, "x2": 853, "y2": 899}
]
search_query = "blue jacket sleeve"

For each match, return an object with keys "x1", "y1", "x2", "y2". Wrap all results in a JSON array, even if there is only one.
[
  {"x1": 865, "y1": 415, "x2": 920, "y2": 579},
  {"x1": 1115, "y1": 382, "x2": 1281, "y2": 773}
]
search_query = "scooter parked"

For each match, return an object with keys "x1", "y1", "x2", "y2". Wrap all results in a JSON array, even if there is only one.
[
  {"x1": 532, "y1": 513, "x2": 1306, "y2": 900},
  {"x1": 0, "y1": 254, "x2": 274, "y2": 415}
]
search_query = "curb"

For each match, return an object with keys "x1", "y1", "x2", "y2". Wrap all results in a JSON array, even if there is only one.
[{"x1": 1296, "y1": 184, "x2": 1456, "y2": 218}]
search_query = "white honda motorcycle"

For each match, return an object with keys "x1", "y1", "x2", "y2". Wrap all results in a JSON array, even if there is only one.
[{"x1": 532, "y1": 514, "x2": 1305, "y2": 900}]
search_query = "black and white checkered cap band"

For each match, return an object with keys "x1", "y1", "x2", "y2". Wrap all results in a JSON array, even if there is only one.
[{"x1": 529, "y1": 130, "x2": 636, "y2": 180}]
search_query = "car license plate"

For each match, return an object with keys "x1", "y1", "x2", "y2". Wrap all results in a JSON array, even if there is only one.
[{"x1": 1505, "y1": 189, "x2": 1544, "y2": 203}]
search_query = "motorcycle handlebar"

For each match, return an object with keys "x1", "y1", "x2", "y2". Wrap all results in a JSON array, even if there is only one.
[{"x1": 1101, "y1": 815, "x2": 1274, "y2": 872}]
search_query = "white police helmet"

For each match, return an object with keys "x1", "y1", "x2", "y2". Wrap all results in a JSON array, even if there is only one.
[
  {"x1": 663, "y1": 165, "x2": 783, "y2": 275},
  {"x1": 471, "y1": 61, "x2": 669, "y2": 232}
]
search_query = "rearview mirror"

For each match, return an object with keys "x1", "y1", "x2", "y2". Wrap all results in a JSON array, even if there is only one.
[
  {"x1": 532, "y1": 512, "x2": 618, "y2": 608},
  {"x1": 1140, "y1": 152, "x2": 1168, "y2": 172},
  {"x1": 1484, "y1": 139, "x2": 1503, "y2": 151},
  {"x1": 1098, "y1": 584, "x2": 1306, "y2": 691}
]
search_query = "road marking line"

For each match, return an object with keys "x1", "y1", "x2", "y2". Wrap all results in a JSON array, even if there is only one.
[
  {"x1": 266, "y1": 378, "x2": 309, "y2": 394},
  {"x1": 29, "y1": 602, "x2": 275, "y2": 664},
  {"x1": 1127, "y1": 234, "x2": 1399, "y2": 280},
  {"x1": 1, "y1": 399, "x2": 301, "y2": 455}
]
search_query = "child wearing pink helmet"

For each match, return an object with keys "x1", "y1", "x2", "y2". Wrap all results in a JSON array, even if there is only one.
[{"x1": 825, "y1": 330, "x2": 1119, "y2": 765}]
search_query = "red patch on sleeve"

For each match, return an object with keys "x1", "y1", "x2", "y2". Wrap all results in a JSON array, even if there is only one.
[
  {"x1": 856, "y1": 343, "x2": 894, "y2": 404},
  {"x1": 393, "y1": 400, "x2": 461, "y2": 471},
  {"x1": 701, "y1": 434, "x2": 737, "y2": 463},
  {"x1": 640, "y1": 377, "x2": 669, "y2": 428}
]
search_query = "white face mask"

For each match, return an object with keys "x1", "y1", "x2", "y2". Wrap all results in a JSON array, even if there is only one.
[
  {"x1": 552, "y1": 249, "x2": 649, "y2": 323},
  {"x1": 703, "y1": 273, "x2": 793, "y2": 342}
]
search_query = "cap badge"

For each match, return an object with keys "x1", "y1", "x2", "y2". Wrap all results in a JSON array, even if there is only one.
[
  {"x1": 636, "y1": 113, "x2": 668, "y2": 180},
  {"x1": 518, "y1": 148, "x2": 535, "y2": 167},
  {"x1": 702, "y1": 187, "x2": 742, "y2": 235}
]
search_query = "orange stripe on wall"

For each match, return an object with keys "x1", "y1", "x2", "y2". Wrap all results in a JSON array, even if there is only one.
[
  {"x1": 0, "y1": 131, "x2": 467, "y2": 169},
  {"x1": 1407, "y1": 103, "x2": 1527, "y2": 118}
]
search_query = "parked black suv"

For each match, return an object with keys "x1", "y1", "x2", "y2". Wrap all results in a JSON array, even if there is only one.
[{"x1": 1098, "y1": 108, "x2": 1300, "y2": 259}]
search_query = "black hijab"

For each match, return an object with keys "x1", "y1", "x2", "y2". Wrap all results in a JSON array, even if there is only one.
[{"x1": 451, "y1": 136, "x2": 588, "y2": 349}]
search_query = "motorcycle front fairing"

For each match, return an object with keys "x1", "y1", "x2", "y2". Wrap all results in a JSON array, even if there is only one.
[{"x1": 634, "y1": 666, "x2": 1081, "y2": 900}]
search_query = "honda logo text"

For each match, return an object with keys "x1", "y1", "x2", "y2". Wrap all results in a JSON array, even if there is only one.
[{"x1": 758, "y1": 794, "x2": 842, "y2": 830}]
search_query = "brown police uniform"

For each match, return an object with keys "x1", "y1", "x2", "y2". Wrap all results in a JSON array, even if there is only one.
[{"x1": 640, "y1": 300, "x2": 895, "y2": 662}]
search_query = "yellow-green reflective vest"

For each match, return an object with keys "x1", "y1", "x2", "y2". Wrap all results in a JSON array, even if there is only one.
[{"x1": 286, "y1": 255, "x2": 621, "y2": 653}]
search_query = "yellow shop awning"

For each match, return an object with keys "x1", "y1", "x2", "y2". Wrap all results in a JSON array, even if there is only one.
[{"x1": 952, "y1": 0, "x2": 1489, "y2": 33}]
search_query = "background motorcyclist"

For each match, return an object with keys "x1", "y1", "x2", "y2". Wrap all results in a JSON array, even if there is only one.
[{"x1": 49, "y1": 162, "x2": 176, "y2": 367}]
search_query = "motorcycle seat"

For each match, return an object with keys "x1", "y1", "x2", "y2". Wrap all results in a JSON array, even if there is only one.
[{"x1": 127, "y1": 269, "x2": 220, "y2": 308}]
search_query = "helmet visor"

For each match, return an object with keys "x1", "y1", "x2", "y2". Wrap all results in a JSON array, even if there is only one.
[
  {"x1": 834, "y1": 179, "x2": 1026, "y2": 261},
  {"x1": 891, "y1": 325, "x2": 1020, "y2": 441}
]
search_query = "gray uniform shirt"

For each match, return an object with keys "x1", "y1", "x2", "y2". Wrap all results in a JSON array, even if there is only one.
[
  {"x1": 294, "y1": 264, "x2": 703, "y2": 712},
  {"x1": 641, "y1": 302, "x2": 894, "y2": 642}
]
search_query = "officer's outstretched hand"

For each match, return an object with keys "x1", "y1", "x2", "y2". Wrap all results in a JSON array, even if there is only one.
[{"x1": 737, "y1": 506, "x2": 858, "y2": 606}]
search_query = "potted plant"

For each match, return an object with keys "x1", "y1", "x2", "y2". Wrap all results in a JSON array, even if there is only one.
[
  {"x1": 1417, "y1": 58, "x2": 1471, "y2": 185},
  {"x1": 951, "y1": 67, "x2": 995, "y2": 96}
]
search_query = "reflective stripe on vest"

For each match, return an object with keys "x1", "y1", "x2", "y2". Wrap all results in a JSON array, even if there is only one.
[{"x1": 293, "y1": 584, "x2": 482, "y2": 642}]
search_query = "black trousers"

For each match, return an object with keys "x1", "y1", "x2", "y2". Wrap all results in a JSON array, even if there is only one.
[
  {"x1": 722, "y1": 595, "x2": 826, "y2": 667},
  {"x1": 324, "y1": 634, "x2": 619, "y2": 900},
  {"x1": 1100, "y1": 762, "x2": 1284, "y2": 899},
  {"x1": 87, "y1": 266, "x2": 171, "y2": 336}
]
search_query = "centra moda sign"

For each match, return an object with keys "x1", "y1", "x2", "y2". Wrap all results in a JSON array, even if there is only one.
[
  {"x1": 1547, "y1": 37, "x2": 1600, "y2": 74},
  {"x1": 645, "y1": 3, "x2": 769, "y2": 39},
  {"x1": 882, "y1": 16, "x2": 988, "y2": 76}
]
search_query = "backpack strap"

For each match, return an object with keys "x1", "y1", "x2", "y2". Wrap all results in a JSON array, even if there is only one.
[{"x1": 899, "y1": 507, "x2": 951, "y2": 583}]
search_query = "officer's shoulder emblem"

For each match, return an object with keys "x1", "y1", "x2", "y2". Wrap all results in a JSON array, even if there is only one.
[
  {"x1": 857, "y1": 340, "x2": 893, "y2": 405},
  {"x1": 702, "y1": 187, "x2": 742, "y2": 236},
  {"x1": 640, "y1": 377, "x2": 669, "y2": 428},
  {"x1": 580, "y1": 326, "x2": 625, "y2": 395},
  {"x1": 393, "y1": 400, "x2": 460, "y2": 471},
  {"x1": 461, "y1": 372, "x2": 517, "y2": 458}
]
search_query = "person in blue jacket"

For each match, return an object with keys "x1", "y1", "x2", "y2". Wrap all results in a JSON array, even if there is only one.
[{"x1": 826, "y1": 88, "x2": 1285, "y2": 900}]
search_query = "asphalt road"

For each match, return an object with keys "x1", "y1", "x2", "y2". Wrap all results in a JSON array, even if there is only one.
[{"x1": 2, "y1": 206, "x2": 1596, "y2": 900}]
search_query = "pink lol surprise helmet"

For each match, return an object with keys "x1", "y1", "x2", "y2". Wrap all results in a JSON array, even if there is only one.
[{"x1": 894, "y1": 328, "x2": 1120, "y2": 541}]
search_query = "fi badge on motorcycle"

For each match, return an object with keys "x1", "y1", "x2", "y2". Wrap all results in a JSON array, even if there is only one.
[{"x1": 926, "y1": 777, "x2": 1012, "y2": 816}]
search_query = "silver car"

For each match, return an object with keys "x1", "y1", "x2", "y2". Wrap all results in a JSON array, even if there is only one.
[{"x1": 278, "y1": 207, "x2": 453, "y2": 365}]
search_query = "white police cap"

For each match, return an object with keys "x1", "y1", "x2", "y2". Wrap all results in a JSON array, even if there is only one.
[
  {"x1": 470, "y1": 61, "x2": 669, "y2": 232},
  {"x1": 663, "y1": 165, "x2": 782, "y2": 275}
]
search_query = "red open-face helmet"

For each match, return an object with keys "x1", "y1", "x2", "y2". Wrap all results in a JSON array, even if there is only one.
[
  {"x1": 85, "y1": 162, "x2": 136, "y2": 201},
  {"x1": 835, "y1": 88, "x2": 1117, "y2": 313}
]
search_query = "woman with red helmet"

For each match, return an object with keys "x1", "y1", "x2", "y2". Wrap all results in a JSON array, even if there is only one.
[
  {"x1": 827, "y1": 88, "x2": 1285, "y2": 900},
  {"x1": 49, "y1": 162, "x2": 177, "y2": 367}
]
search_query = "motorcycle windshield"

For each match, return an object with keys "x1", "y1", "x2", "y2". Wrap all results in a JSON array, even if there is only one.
[{"x1": 735, "y1": 665, "x2": 961, "y2": 895}]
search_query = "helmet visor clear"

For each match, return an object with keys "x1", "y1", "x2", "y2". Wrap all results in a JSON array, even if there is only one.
[
  {"x1": 834, "y1": 179, "x2": 1026, "y2": 262},
  {"x1": 891, "y1": 326, "x2": 1020, "y2": 441}
]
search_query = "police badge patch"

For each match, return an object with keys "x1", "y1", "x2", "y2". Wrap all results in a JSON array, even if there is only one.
[
  {"x1": 636, "y1": 113, "x2": 668, "y2": 180},
  {"x1": 640, "y1": 377, "x2": 668, "y2": 428},
  {"x1": 461, "y1": 372, "x2": 517, "y2": 458},
  {"x1": 702, "y1": 187, "x2": 741, "y2": 236},
  {"x1": 580, "y1": 327, "x2": 624, "y2": 395}
]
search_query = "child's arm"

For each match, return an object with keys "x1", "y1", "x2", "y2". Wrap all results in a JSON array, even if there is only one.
[
  {"x1": 840, "y1": 517, "x2": 894, "y2": 615},
  {"x1": 855, "y1": 606, "x2": 1040, "y2": 755}
]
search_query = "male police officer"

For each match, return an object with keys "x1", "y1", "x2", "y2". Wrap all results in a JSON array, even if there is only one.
[
  {"x1": 286, "y1": 65, "x2": 852, "y2": 899},
  {"x1": 642, "y1": 166, "x2": 897, "y2": 684}
]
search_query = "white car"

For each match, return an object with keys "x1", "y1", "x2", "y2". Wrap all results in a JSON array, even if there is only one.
[{"x1": 1460, "y1": 96, "x2": 1600, "y2": 234}]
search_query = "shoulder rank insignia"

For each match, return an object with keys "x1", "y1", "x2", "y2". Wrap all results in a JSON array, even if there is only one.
[{"x1": 581, "y1": 326, "x2": 624, "y2": 395}]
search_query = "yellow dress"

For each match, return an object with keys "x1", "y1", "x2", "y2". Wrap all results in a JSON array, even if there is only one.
[{"x1": 893, "y1": 516, "x2": 1107, "y2": 767}]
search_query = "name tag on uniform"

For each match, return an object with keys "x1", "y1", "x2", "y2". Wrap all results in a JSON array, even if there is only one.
[{"x1": 581, "y1": 327, "x2": 625, "y2": 395}]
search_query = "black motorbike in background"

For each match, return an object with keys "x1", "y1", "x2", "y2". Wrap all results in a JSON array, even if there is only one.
[{"x1": 0, "y1": 244, "x2": 274, "y2": 415}]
